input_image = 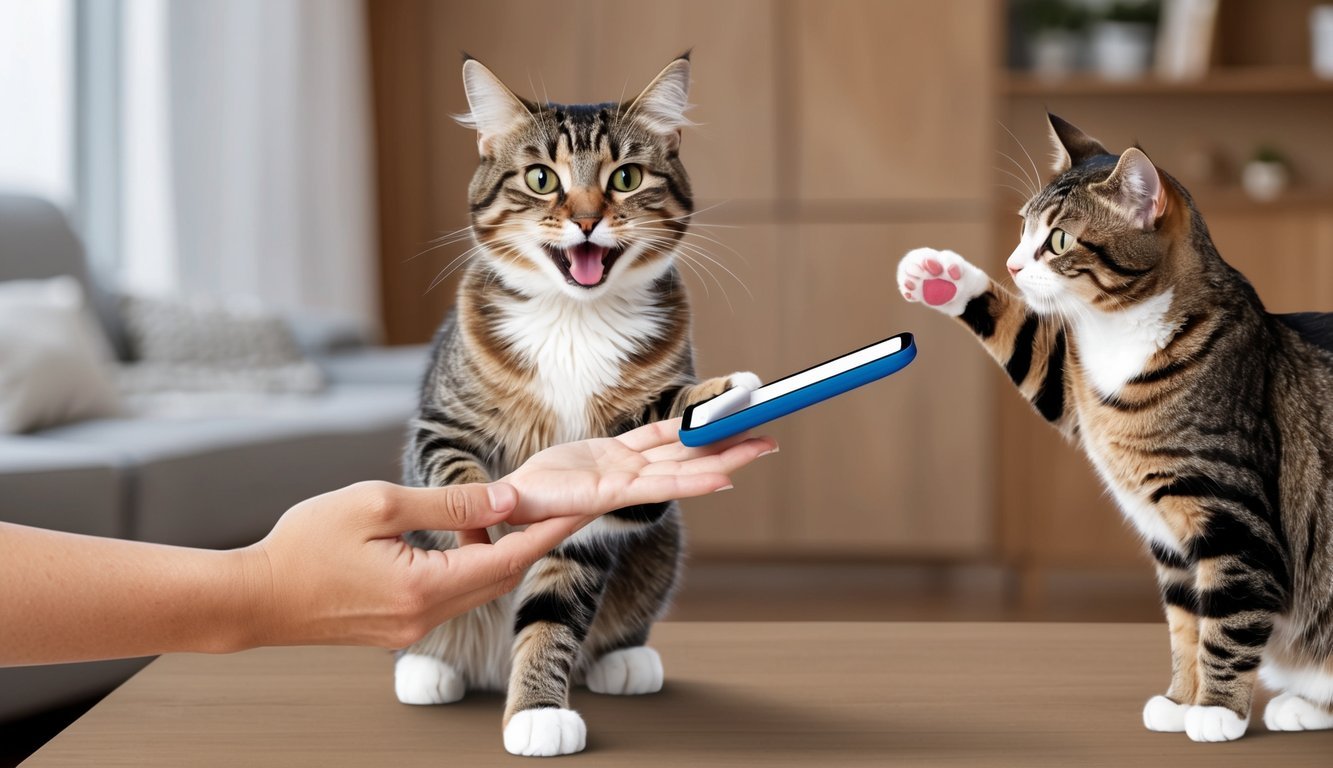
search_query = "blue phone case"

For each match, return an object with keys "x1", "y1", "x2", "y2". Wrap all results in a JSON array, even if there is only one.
[{"x1": 678, "y1": 332, "x2": 917, "y2": 447}]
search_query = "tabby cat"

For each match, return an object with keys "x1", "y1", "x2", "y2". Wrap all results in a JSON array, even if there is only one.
[
  {"x1": 898, "y1": 114, "x2": 1333, "y2": 742},
  {"x1": 394, "y1": 55, "x2": 757, "y2": 757}
]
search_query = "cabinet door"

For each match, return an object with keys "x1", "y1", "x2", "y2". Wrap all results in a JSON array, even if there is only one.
[
  {"x1": 590, "y1": 0, "x2": 780, "y2": 207},
  {"x1": 677, "y1": 223, "x2": 787, "y2": 553},
  {"x1": 792, "y1": 0, "x2": 996, "y2": 203},
  {"x1": 778, "y1": 222, "x2": 993, "y2": 556}
]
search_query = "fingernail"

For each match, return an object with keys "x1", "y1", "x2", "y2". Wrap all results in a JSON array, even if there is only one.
[
  {"x1": 713, "y1": 484, "x2": 734, "y2": 493},
  {"x1": 759, "y1": 446, "x2": 780, "y2": 457},
  {"x1": 486, "y1": 483, "x2": 517, "y2": 513}
]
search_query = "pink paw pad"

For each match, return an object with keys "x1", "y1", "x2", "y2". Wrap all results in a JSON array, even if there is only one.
[
  {"x1": 922, "y1": 278, "x2": 957, "y2": 306},
  {"x1": 947, "y1": 265, "x2": 962, "y2": 280},
  {"x1": 923, "y1": 259, "x2": 944, "y2": 276}
]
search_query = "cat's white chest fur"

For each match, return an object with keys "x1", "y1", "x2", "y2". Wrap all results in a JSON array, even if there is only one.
[
  {"x1": 1071, "y1": 289, "x2": 1176, "y2": 397},
  {"x1": 1080, "y1": 432, "x2": 1183, "y2": 550},
  {"x1": 494, "y1": 289, "x2": 667, "y2": 442}
]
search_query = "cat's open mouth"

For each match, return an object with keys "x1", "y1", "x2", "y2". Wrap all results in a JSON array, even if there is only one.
[{"x1": 545, "y1": 243, "x2": 624, "y2": 288}]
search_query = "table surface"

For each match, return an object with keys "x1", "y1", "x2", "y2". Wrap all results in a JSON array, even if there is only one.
[{"x1": 25, "y1": 622, "x2": 1333, "y2": 767}]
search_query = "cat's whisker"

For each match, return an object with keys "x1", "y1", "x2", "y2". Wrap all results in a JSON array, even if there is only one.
[
  {"x1": 994, "y1": 166, "x2": 1037, "y2": 198},
  {"x1": 998, "y1": 120, "x2": 1044, "y2": 191},
  {"x1": 997, "y1": 182, "x2": 1036, "y2": 202}
]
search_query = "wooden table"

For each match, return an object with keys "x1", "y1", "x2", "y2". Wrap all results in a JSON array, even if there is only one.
[{"x1": 26, "y1": 623, "x2": 1333, "y2": 766}]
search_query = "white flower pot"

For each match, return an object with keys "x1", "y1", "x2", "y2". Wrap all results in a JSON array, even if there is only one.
[
  {"x1": 1091, "y1": 21, "x2": 1154, "y2": 81},
  {"x1": 1242, "y1": 161, "x2": 1289, "y2": 202},
  {"x1": 1314, "y1": 5, "x2": 1333, "y2": 79},
  {"x1": 1029, "y1": 30, "x2": 1082, "y2": 79}
]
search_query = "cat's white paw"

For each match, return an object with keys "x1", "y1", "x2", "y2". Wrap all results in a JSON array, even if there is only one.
[
  {"x1": 727, "y1": 371, "x2": 762, "y2": 392},
  {"x1": 503, "y1": 708, "x2": 587, "y2": 757},
  {"x1": 1184, "y1": 705, "x2": 1249, "y2": 742},
  {"x1": 897, "y1": 248, "x2": 990, "y2": 318},
  {"x1": 585, "y1": 646, "x2": 664, "y2": 696},
  {"x1": 1143, "y1": 695, "x2": 1190, "y2": 732},
  {"x1": 394, "y1": 653, "x2": 465, "y2": 705},
  {"x1": 1264, "y1": 692, "x2": 1333, "y2": 731}
]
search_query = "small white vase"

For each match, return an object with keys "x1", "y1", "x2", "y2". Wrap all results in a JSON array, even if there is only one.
[
  {"x1": 1313, "y1": 5, "x2": 1333, "y2": 79},
  {"x1": 1029, "y1": 30, "x2": 1082, "y2": 79},
  {"x1": 1091, "y1": 21, "x2": 1154, "y2": 81},
  {"x1": 1242, "y1": 161, "x2": 1289, "y2": 202}
]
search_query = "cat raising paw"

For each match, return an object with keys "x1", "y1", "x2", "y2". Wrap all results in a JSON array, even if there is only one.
[{"x1": 897, "y1": 248, "x2": 989, "y2": 318}]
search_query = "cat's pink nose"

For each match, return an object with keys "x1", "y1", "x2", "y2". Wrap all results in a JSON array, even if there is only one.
[{"x1": 1007, "y1": 264, "x2": 1022, "y2": 278}]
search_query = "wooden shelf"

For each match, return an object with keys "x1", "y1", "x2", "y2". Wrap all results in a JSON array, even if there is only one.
[
  {"x1": 1004, "y1": 67, "x2": 1333, "y2": 96},
  {"x1": 1191, "y1": 186, "x2": 1333, "y2": 213}
]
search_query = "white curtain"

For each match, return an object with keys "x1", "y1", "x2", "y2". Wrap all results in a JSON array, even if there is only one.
[{"x1": 118, "y1": 0, "x2": 378, "y2": 331}]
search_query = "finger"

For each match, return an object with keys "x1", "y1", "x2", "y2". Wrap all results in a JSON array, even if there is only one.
[
  {"x1": 424, "y1": 515, "x2": 588, "y2": 595},
  {"x1": 641, "y1": 433, "x2": 775, "y2": 465},
  {"x1": 613, "y1": 418, "x2": 684, "y2": 452},
  {"x1": 618, "y1": 473, "x2": 735, "y2": 506},
  {"x1": 642, "y1": 436, "x2": 778, "y2": 477},
  {"x1": 377, "y1": 482, "x2": 516, "y2": 535}
]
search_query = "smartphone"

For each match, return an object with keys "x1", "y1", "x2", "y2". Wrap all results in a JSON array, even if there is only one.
[{"x1": 678, "y1": 332, "x2": 917, "y2": 447}]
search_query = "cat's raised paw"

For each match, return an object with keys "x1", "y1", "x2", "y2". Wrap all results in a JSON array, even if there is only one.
[
  {"x1": 504, "y1": 708, "x2": 587, "y2": 757},
  {"x1": 1184, "y1": 705, "x2": 1249, "y2": 742},
  {"x1": 585, "y1": 646, "x2": 664, "y2": 696},
  {"x1": 394, "y1": 653, "x2": 465, "y2": 705},
  {"x1": 1264, "y1": 692, "x2": 1333, "y2": 731},
  {"x1": 1143, "y1": 695, "x2": 1190, "y2": 732},
  {"x1": 727, "y1": 371, "x2": 762, "y2": 393},
  {"x1": 897, "y1": 248, "x2": 989, "y2": 318}
]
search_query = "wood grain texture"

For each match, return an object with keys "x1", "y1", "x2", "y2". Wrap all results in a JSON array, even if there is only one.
[
  {"x1": 27, "y1": 623, "x2": 1333, "y2": 767},
  {"x1": 791, "y1": 0, "x2": 996, "y2": 203}
]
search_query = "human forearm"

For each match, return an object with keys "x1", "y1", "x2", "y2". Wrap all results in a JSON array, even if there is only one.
[{"x1": 0, "y1": 522, "x2": 255, "y2": 666}]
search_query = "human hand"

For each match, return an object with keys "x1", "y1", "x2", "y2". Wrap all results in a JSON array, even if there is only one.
[
  {"x1": 500, "y1": 417, "x2": 778, "y2": 524},
  {"x1": 239, "y1": 481, "x2": 583, "y2": 650}
]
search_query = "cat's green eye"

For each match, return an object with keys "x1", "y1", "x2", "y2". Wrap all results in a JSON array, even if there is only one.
[
  {"x1": 609, "y1": 164, "x2": 643, "y2": 193},
  {"x1": 1047, "y1": 228, "x2": 1075, "y2": 255},
  {"x1": 525, "y1": 165, "x2": 560, "y2": 195}
]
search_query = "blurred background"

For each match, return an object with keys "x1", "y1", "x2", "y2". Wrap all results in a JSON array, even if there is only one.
[{"x1": 3, "y1": 0, "x2": 1333, "y2": 761}]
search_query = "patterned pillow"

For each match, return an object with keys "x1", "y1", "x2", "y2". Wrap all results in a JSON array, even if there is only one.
[{"x1": 119, "y1": 295, "x2": 325, "y2": 394}]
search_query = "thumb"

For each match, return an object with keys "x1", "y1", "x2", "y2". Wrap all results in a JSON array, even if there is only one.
[{"x1": 375, "y1": 482, "x2": 518, "y2": 534}]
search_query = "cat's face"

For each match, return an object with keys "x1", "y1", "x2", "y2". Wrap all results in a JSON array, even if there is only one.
[
  {"x1": 460, "y1": 57, "x2": 693, "y2": 300},
  {"x1": 1006, "y1": 114, "x2": 1175, "y2": 317}
]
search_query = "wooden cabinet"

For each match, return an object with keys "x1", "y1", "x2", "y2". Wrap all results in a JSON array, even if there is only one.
[{"x1": 791, "y1": 0, "x2": 996, "y2": 203}]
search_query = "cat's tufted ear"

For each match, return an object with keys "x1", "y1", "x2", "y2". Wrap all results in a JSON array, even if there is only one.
[
  {"x1": 625, "y1": 55, "x2": 693, "y2": 150},
  {"x1": 458, "y1": 57, "x2": 531, "y2": 157},
  {"x1": 1047, "y1": 112, "x2": 1110, "y2": 174},
  {"x1": 1092, "y1": 147, "x2": 1169, "y2": 230}
]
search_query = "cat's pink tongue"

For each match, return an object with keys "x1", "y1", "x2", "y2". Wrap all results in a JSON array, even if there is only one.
[{"x1": 568, "y1": 243, "x2": 608, "y2": 286}]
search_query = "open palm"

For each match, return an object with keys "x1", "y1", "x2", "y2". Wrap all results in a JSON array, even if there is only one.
[{"x1": 501, "y1": 418, "x2": 776, "y2": 524}]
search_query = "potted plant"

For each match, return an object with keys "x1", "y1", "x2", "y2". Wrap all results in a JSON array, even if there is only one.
[
  {"x1": 1091, "y1": 1, "x2": 1161, "y2": 80},
  {"x1": 1242, "y1": 145, "x2": 1290, "y2": 202},
  {"x1": 1019, "y1": 0, "x2": 1088, "y2": 79}
]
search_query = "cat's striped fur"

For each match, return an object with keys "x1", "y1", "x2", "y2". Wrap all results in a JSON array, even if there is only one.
[
  {"x1": 395, "y1": 55, "x2": 752, "y2": 757},
  {"x1": 899, "y1": 114, "x2": 1333, "y2": 742}
]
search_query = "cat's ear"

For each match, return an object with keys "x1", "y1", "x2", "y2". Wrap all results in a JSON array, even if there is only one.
[
  {"x1": 625, "y1": 54, "x2": 693, "y2": 150},
  {"x1": 1092, "y1": 147, "x2": 1169, "y2": 230},
  {"x1": 1047, "y1": 112, "x2": 1110, "y2": 174},
  {"x1": 458, "y1": 57, "x2": 531, "y2": 156}
]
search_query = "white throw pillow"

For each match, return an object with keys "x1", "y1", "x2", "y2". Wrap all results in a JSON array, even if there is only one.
[{"x1": 0, "y1": 277, "x2": 121, "y2": 433}]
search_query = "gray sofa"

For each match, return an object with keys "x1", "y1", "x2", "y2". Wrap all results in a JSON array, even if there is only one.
[{"x1": 0, "y1": 194, "x2": 428, "y2": 719}]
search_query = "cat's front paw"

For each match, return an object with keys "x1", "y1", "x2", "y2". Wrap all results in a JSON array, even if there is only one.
[
  {"x1": 1264, "y1": 692, "x2": 1333, "y2": 731},
  {"x1": 1184, "y1": 705, "x2": 1249, "y2": 742},
  {"x1": 690, "y1": 371, "x2": 761, "y2": 405},
  {"x1": 585, "y1": 646, "x2": 664, "y2": 695},
  {"x1": 897, "y1": 248, "x2": 989, "y2": 318},
  {"x1": 503, "y1": 708, "x2": 587, "y2": 757},
  {"x1": 394, "y1": 653, "x2": 465, "y2": 705},
  {"x1": 1143, "y1": 695, "x2": 1190, "y2": 732}
]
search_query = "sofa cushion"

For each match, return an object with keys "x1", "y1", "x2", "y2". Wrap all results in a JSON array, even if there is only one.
[
  {"x1": 37, "y1": 385, "x2": 417, "y2": 547},
  {"x1": 316, "y1": 345, "x2": 430, "y2": 387},
  {"x1": 0, "y1": 436, "x2": 127, "y2": 537},
  {"x1": 0, "y1": 194, "x2": 128, "y2": 359}
]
